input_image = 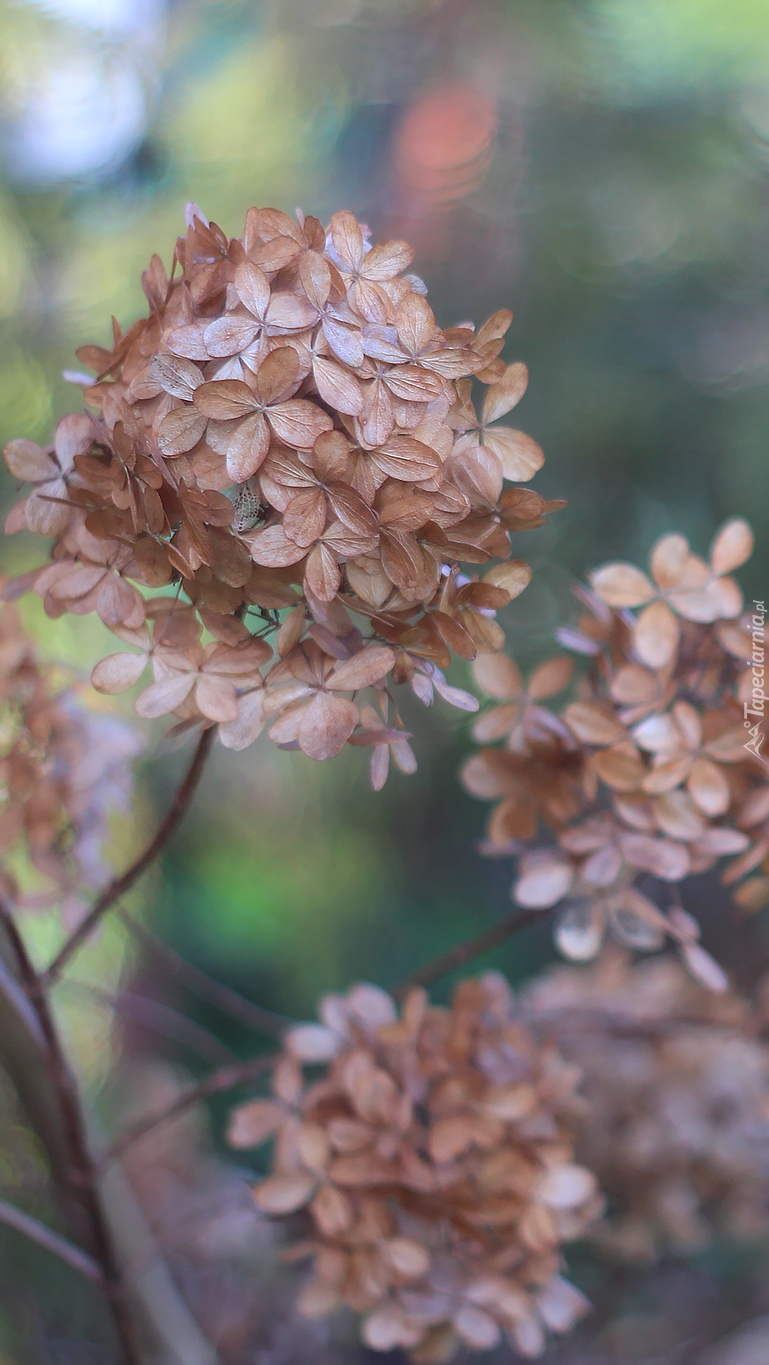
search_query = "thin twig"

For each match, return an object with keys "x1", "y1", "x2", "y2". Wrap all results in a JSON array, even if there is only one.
[
  {"x1": 0, "y1": 950, "x2": 47, "y2": 1051},
  {"x1": 105, "y1": 1054, "x2": 275, "y2": 1165},
  {"x1": 0, "y1": 904, "x2": 141, "y2": 1365},
  {"x1": 393, "y1": 906, "x2": 546, "y2": 998},
  {"x1": 66, "y1": 980, "x2": 235, "y2": 1066},
  {"x1": 0, "y1": 1195, "x2": 103, "y2": 1284},
  {"x1": 118, "y1": 910, "x2": 292, "y2": 1039},
  {"x1": 44, "y1": 727, "x2": 215, "y2": 986}
]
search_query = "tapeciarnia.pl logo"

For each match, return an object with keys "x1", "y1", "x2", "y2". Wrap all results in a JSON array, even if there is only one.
[{"x1": 744, "y1": 600, "x2": 767, "y2": 763}]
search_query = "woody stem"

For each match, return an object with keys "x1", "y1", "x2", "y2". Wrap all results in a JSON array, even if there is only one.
[
  {"x1": 104, "y1": 1053, "x2": 275, "y2": 1165},
  {"x1": 392, "y1": 906, "x2": 546, "y2": 998},
  {"x1": 43, "y1": 726, "x2": 215, "y2": 987},
  {"x1": 0, "y1": 905, "x2": 141, "y2": 1365}
]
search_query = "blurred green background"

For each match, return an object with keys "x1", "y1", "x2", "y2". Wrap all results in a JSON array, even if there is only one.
[{"x1": 2, "y1": 0, "x2": 769, "y2": 1358}]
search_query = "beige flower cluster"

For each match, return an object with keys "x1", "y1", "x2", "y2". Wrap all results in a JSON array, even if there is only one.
[
  {"x1": 4, "y1": 205, "x2": 556, "y2": 779},
  {"x1": 463, "y1": 519, "x2": 766, "y2": 983},
  {"x1": 524, "y1": 950, "x2": 769, "y2": 1260},
  {"x1": 228, "y1": 976, "x2": 601, "y2": 1362},
  {"x1": 0, "y1": 597, "x2": 140, "y2": 912}
]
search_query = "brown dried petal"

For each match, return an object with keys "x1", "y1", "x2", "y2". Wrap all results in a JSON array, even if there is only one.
[
  {"x1": 194, "y1": 380, "x2": 258, "y2": 420},
  {"x1": 4, "y1": 438, "x2": 57, "y2": 482},
  {"x1": 228, "y1": 1100, "x2": 283, "y2": 1148},
  {"x1": 484, "y1": 428, "x2": 544, "y2": 482},
  {"x1": 91, "y1": 652, "x2": 148, "y2": 694},
  {"x1": 246, "y1": 524, "x2": 308, "y2": 568},
  {"x1": 710, "y1": 517, "x2": 753, "y2": 575},
  {"x1": 157, "y1": 406, "x2": 207, "y2": 456},
  {"x1": 253, "y1": 1174, "x2": 316, "y2": 1214},
  {"x1": 312, "y1": 356, "x2": 364, "y2": 416},
  {"x1": 234, "y1": 260, "x2": 270, "y2": 317},
  {"x1": 649, "y1": 533, "x2": 689, "y2": 590},
  {"x1": 590, "y1": 562, "x2": 655, "y2": 608},
  {"x1": 473, "y1": 653, "x2": 522, "y2": 701},
  {"x1": 328, "y1": 645, "x2": 395, "y2": 691},
  {"x1": 634, "y1": 600, "x2": 680, "y2": 669},
  {"x1": 26, "y1": 483, "x2": 70, "y2": 536},
  {"x1": 268, "y1": 399, "x2": 333, "y2": 450},
  {"x1": 564, "y1": 703, "x2": 625, "y2": 746},
  {"x1": 594, "y1": 741, "x2": 645, "y2": 792},
  {"x1": 136, "y1": 672, "x2": 197, "y2": 719},
  {"x1": 687, "y1": 756, "x2": 730, "y2": 816},
  {"x1": 619, "y1": 831, "x2": 689, "y2": 880},
  {"x1": 483, "y1": 560, "x2": 532, "y2": 600},
  {"x1": 514, "y1": 853, "x2": 574, "y2": 908},
  {"x1": 297, "y1": 693, "x2": 360, "y2": 761},
  {"x1": 482, "y1": 363, "x2": 529, "y2": 425}
]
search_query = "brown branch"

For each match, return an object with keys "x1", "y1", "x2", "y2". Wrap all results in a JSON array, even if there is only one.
[
  {"x1": 0, "y1": 1195, "x2": 103, "y2": 1285},
  {"x1": 118, "y1": 910, "x2": 292, "y2": 1039},
  {"x1": 0, "y1": 905, "x2": 141, "y2": 1365},
  {"x1": 105, "y1": 1053, "x2": 275, "y2": 1165},
  {"x1": 43, "y1": 727, "x2": 215, "y2": 986},
  {"x1": 109, "y1": 908, "x2": 546, "y2": 1161},
  {"x1": 66, "y1": 980, "x2": 235, "y2": 1066},
  {"x1": 393, "y1": 906, "x2": 546, "y2": 998}
]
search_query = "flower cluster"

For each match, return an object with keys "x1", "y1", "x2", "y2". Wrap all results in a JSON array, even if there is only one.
[
  {"x1": 0, "y1": 598, "x2": 141, "y2": 912},
  {"x1": 228, "y1": 977, "x2": 601, "y2": 1362},
  {"x1": 463, "y1": 519, "x2": 768, "y2": 982},
  {"x1": 4, "y1": 205, "x2": 556, "y2": 779},
  {"x1": 524, "y1": 949, "x2": 769, "y2": 1260}
]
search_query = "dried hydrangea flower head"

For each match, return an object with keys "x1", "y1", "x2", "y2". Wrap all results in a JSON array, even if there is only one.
[
  {"x1": 524, "y1": 949, "x2": 769, "y2": 1261},
  {"x1": 228, "y1": 976, "x2": 600, "y2": 1362},
  {"x1": 4, "y1": 205, "x2": 558, "y2": 782},
  {"x1": 0, "y1": 598, "x2": 141, "y2": 914},
  {"x1": 463, "y1": 519, "x2": 767, "y2": 985}
]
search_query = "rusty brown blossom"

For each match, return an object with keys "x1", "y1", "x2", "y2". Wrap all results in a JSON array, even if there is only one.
[
  {"x1": 4, "y1": 204, "x2": 556, "y2": 783},
  {"x1": 0, "y1": 597, "x2": 141, "y2": 914},
  {"x1": 229, "y1": 976, "x2": 601, "y2": 1362},
  {"x1": 463, "y1": 519, "x2": 766, "y2": 986},
  {"x1": 524, "y1": 949, "x2": 769, "y2": 1260}
]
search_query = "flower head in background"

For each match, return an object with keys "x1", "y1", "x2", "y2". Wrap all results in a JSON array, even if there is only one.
[
  {"x1": 0, "y1": 598, "x2": 141, "y2": 916},
  {"x1": 524, "y1": 950, "x2": 769, "y2": 1261},
  {"x1": 229, "y1": 976, "x2": 600, "y2": 1362},
  {"x1": 463, "y1": 519, "x2": 767, "y2": 985},
  {"x1": 4, "y1": 205, "x2": 556, "y2": 781}
]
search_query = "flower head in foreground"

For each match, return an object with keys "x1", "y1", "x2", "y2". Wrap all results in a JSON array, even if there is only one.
[
  {"x1": 0, "y1": 598, "x2": 141, "y2": 914},
  {"x1": 524, "y1": 949, "x2": 769, "y2": 1261},
  {"x1": 229, "y1": 976, "x2": 601, "y2": 1362},
  {"x1": 4, "y1": 205, "x2": 558, "y2": 781},
  {"x1": 463, "y1": 519, "x2": 768, "y2": 985}
]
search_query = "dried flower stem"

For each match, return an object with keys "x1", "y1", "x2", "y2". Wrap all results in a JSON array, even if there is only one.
[
  {"x1": 117, "y1": 910, "x2": 292, "y2": 1038},
  {"x1": 0, "y1": 1194, "x2": 103, "y2": 1284},
  {"x1": 44, "y1": 727, "x2": 215, "y2": 986},
  {"x1": 0, "y1": 904, "x2": 141, "y2": 1365},
  {"x1": 112, "y1": 910, "x2": 545, "y2": 1159},
  {"x1": 105, "y1": 1053, "x2": 275, "y2": 1165},
  {"x1": 66, "y1": 979, "x2": 235, "y2": 1065},
  {"x1": 393, "y1": 906, "x2": 545, "y2": 997}
]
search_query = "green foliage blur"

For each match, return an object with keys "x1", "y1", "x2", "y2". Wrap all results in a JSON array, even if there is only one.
[{"x1": 2, "y1": 0, "x2": 769, "y2": 1358}]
